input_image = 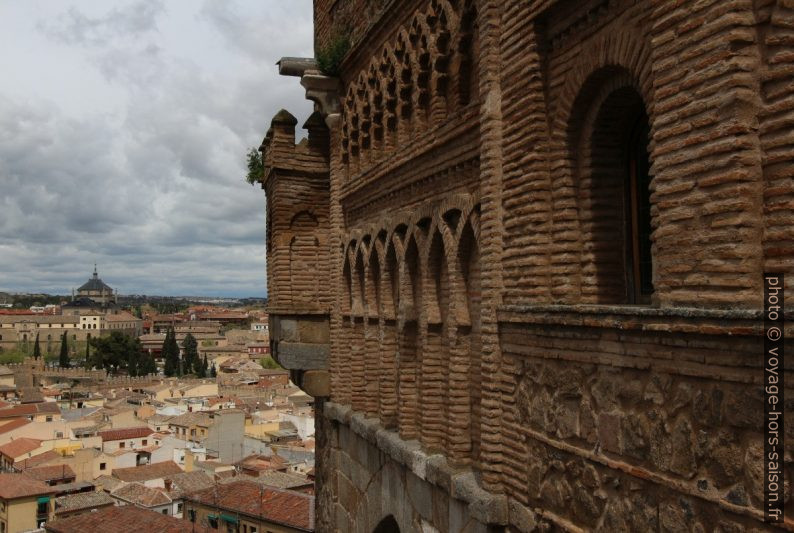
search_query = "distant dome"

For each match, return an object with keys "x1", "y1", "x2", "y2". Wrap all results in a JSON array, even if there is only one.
[
  {"x1": 77, "y1": 277, "x2": 113, "y2": 292},
  {"x1": 76, "y1": 265, "x2": 114, "y2": 299}
]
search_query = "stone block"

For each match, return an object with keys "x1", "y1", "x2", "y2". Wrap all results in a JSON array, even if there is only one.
[
  {"x1": 448, "y1": 497, "x2": 468, "y2": 533},
  {"x1": 407, "y1": 472, "x2": 433, "y2": 521},
  {"x1": 301, "y1": 369, "x2": 330, "y2": 397},
  {"x1": 279, "y1": 318, "x2": 298, "y2": 342},
  {"x1": 337, "y1": 472, "x2": 359, "y2": 513},
  {"x1": 351, "y1": 457, "x2": 371, "y2": 492},
  {"x1": 508, "y1": 499, "x2": 538, "y2": 533},
  {"x1": 425, "y1": 454, "x2": 453, "y2": 493},
  {"x1": 276, "y1": 342, "x2": 328, "y2": 369},
  {"x1": 431, "y1": 486, "x2": 450, "y2": 533},
  {"x1": 336, "y1": 502, "x2": 351, "y2": 532},
  {"x1": 597, "y1": 412, "x2": 621, "y2": 453},
  {"x1": 299, "y1": 317, "x2": 330, "y2": 343}
]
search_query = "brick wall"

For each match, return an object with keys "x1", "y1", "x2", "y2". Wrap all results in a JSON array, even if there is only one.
[{"x1": 265, "y1": 0, "x2": 794, "y2": 530}]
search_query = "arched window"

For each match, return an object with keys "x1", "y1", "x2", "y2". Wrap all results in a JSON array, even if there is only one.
[
  {"x1": 626, "y1": 113, "x2": 653, "y2": 304},
  {"x1": 572, "y1": 70, "x2": 654, "y2": 305}
]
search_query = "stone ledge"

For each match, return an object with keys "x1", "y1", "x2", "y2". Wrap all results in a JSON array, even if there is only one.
[
  {"x1": 267, "y1": 304, "x2": 330, "y2": 315},
  {"x1": 498, "y1": 304, "x2": 794, "y2": 336},
  {"x1": 324, "y1": 402, "x2": 509, "y2": 526}
]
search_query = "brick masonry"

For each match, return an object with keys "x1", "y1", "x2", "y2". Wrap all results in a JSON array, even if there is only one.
[{"x1": 263, "y1": 0, "x2": 794, "y2": 531}]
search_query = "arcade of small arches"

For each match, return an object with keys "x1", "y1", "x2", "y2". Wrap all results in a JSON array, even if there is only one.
[
  {"x1": 340, "y1": 0, "x2": 479, "y2": 180},
  {"x1": 337, "y1": 196, "x2": 483, "y2": 467}
]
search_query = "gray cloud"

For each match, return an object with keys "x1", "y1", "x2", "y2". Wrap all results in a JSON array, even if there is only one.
[
  {"x1": 39, "y1": 0, "x2": 164, "y2": 47},
  {"x1": 0, "y1": 0, "x2": 314, "y2": 297}
]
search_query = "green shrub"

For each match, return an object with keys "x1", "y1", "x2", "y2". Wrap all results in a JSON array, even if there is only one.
[
  {"x1": 259, "y1": 356, "x2": 281, "y2": 370},
  {"x1": 316, "y1": 33, "x2": 351, "y2": 77}
]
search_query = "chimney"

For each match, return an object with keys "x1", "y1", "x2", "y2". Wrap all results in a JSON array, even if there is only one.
[{"x1": 164, "y1": 479, "x2": 172, "y2": 492}]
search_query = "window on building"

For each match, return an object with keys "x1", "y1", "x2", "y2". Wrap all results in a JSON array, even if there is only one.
[
  {"x1": 45, "y1": 416, "x2": 52, "y2": 422},
  {"x1": 162, "y1": 509, "x2": 168, "y2": 515},
  {"x1": 119, "y1": 442, "x2": 125, "y2": 449},
  {"x1": 208, "y1": 516, "x2": 219, "y2": 529},
  {"x1": 177, "y1": 503, "x2": 183, "y2": 514},
  {"x1": 36, "y1": 500, "x2": 48, "y2": 516},
  {"x1": 188, "y1": 509, "x2": 196, "y2": 522},
  {"x1": 626, "y1": 114, "x2": 653, "y2": 304},
  {"x1": 142, "y1": 439, "x2": 147, "y2": 446},
  {"x1": 100, "y1": 462, "x2": 106, "y2": 470},
  {"x1": 574, "y1": 74, "x2": 654, "y2": 305}
]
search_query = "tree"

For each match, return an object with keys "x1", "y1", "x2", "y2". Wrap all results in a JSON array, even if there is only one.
[
  {"x1": 127, "y1": 349, "x2": 138, "y2": 377},
  {"x1": 89, "y1": 332, "x2": 142, "y2": 375},
  {"x1": 245, "y1": 147, "x2": 264, "y2": 185},
  {"x1": 84, "y1": 341, "x2": 91, "y2": 369},
  {"x1": 209, "y1": 363, "x2": 216, "y2": 378},
  {"x1": 182, "y1": 333, "x2": 199, "y2": 375},
  {"x1": 162, "y1": 327, "x2": 180, "y2": 377},
  {"x1": 196, "y1": 355, "x2": 208, "y2": 378},
  {"x1": 139, "y1": 352, "x2": 157, "y2": 376},
  {"x1": 58, "y1": 332, "x2": 69, "y2": 368},
  {"x1": 33, "y1": 334, "x2": 40, "y2": 360}
]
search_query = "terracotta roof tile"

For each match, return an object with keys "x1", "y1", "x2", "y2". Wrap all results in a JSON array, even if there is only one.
[
  {"x1": 112, "y1": 461, "x2": 183, "y2": 482},
  {"x1": 164, "y1": 470, "x2": 215, "y2": 499},
  {"x1": 0, "y1": 418, "x2": 31, "y2": 435},
  {"x1": 0, "y1": 473, "x2": 56, "y2": 499},
  {"x1": 16, "y1": 449, "x2": 60, "y2": 469},
  {"x1": 54, "y1": 491, "x2": 115, "y2": 514},
  {"x1": 98, "y1": 426, "x2": 153, "y2": 442},
  {"x1": 45, "y1": 505, "x2": 204, "y2": 533},
  {"x1": 186, "y1": 480, "x2": 314, "y2": 531},
  {"x1": 23, "y1": 464, "x2": 76, "y2": 483},
  {"x1": 112, "y1": 482, "x2": 172, "y2": 507},
  {"x1": 0, "y1": 437, "x2": 42, "y2": 459}
]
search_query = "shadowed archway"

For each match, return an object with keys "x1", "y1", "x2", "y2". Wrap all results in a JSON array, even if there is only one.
[{"x1": 373, "y1": 515, "x2": 400, "y2": 533}]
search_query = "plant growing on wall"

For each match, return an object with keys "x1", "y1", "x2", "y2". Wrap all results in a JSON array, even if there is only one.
[{"x1": 316, "y1": 31, "x2": 351, "y2": 77}]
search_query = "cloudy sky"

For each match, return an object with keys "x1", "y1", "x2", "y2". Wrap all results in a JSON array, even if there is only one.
[{"x1": 0, "y1": 0, "x2": 314, "y2": 297}]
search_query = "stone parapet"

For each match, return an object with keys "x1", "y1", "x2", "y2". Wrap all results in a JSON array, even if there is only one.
[{"x1": 324, "y1": 401, "x2": 513, "y2": 532}]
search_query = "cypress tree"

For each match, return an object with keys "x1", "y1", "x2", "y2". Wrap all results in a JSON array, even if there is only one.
[
  {"x1": 162, "y1": 327, "x2": 180, "y2": 377},
  {"x1": 58, "y1": 332, "x2": 69, "y2": 368},
  {"x1": 196, "y1": 355, "x2": 208, "y2": 378},
  {"x1": 127, "y1": 349, "x2": 138, "y2": 377},
  {"x1": 162, "y1": 328, "x2": 175, "y2": 377},
  {"x1": 182, "y1": 333, "x2": 198, "y2": 374},
  {"x1": 141, "y1": 352, "x2": 157, "y2": 375},
  {"x1": 85, "y1": 341, "x2": 90, "y2": 369},
  {"x1": 33, "y1": 334, "x2": 40, "y2": 360},
  {"x1": 209, "y1": 363, "x2": 216, "y2": 378}
]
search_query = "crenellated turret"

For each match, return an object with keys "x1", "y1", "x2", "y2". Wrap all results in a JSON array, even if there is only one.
[{"x1": 259, "y1": 108, "x2": 331, "y2": 398}]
